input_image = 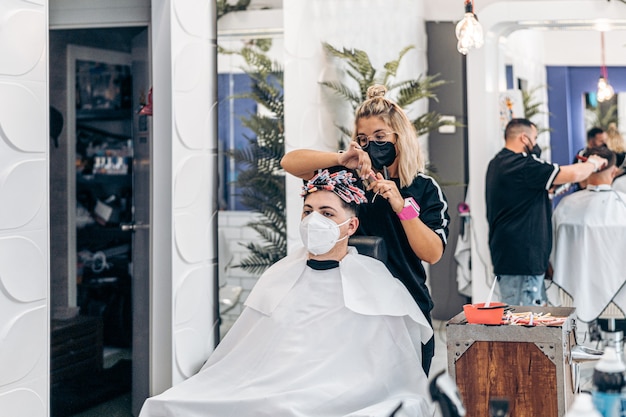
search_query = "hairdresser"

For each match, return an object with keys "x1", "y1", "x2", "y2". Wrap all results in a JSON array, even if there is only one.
[{"x1": 281, "y1": 84, "x2": 450, "y2": 375}]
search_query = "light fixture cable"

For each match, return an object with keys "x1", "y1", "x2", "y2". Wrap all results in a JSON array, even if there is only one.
[{"x1": 597, "y1": 31, "x2": 615, "y2": 102}]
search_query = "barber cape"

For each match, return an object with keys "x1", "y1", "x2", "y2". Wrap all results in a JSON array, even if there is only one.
[
  {"x1": 551, "y1": 185, "x2": 626, "y2": 322},
  {"x1": 139, "y1": 247, "x2": 434, "y2": 417},
  {"x1": 614, "y1": 175, "x2": 626, "y2": 193}
]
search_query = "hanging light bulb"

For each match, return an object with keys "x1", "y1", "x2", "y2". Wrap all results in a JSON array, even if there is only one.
[
  {"x1": 597, "y1": 75, "x2": 614, "y2": 103},
  {"x1": 456, "y1": 0, "x2": 484, "y2": 55},
  {"x1": 597, "y1": 32, "x2": 615, "y2": 102}
]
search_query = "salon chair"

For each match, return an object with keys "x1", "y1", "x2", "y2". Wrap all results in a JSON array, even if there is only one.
[
  {"x1": 559, "y1": 289, "x2": 625, "y2": 354},
  {"x1": 348, "y1": 235, "x2": 388, "y2": 263}
]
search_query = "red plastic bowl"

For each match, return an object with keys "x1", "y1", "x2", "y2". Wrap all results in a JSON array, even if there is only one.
[{"x1": 463, "y1": 302, "x2": 506, "y2": 325}]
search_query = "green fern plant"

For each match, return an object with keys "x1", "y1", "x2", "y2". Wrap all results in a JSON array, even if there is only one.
[
  {"x1": 521, "y1": 85, "x2": 552, "y2": 136},
  {"x1": 216, "y1": 0, "x2": 251, "y2": 20},
  {"x1": 320, "y1": 43, "x2": 453, "y2": 149},
  {"x1": 219, "y1": 42, "x2": 286, "y2": 275},
  {"x1": 593, "y1": 100, "x2": 618, "y2": 130}
]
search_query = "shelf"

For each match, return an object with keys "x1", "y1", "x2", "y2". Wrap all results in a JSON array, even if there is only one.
[{"x1": 76, "y1": 108, "x2": 132, "y2": 121}]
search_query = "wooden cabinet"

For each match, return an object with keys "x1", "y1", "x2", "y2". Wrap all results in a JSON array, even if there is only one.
[
  {"x1": 50, "y1": 316, "x2": 103, "y2": 388},
  {"x1": 447, "y1": 306, "x2": 577, "y2": 417}
]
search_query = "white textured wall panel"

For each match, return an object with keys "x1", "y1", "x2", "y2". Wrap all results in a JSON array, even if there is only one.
[
  {"x1": 0, "y1": 83, "x2": 46, "y2": 152},
  {"x1": 172, "y1": 0, "x2": 211, "y2": 38},
  {"x1": 173, "y1": 154, "x2": 210, "y2": 208},
  {"x1": 173, "y1": 43, "x2": 212, "y2": 149},
  {"x1": 0, "y1": 388, "x2": 46, "y2": 417},
  {"x1": 174, "y1": 212, "x2": 211, "y2": 263},
  {"x1": 0, "y1": 160, "x2": 46, "y2": 229},
  {"x1": 0, "y1": 0, "x2": 48, "y2": 415},
  {"x1": 174, "y1": 266, "x2": 213, "y2": 325},
  {"x1": 0, "y1": 236, "x2": 46, "y2": 302},
  {"x1": 170, "y1": 0, "x2": 218, "y2": 384},
  {"x1": 0, "y1": 307, "x2": 46, "y2": 386},
  {"x1": 0, "y1": 9, "x2": 45, "y2": 76}
]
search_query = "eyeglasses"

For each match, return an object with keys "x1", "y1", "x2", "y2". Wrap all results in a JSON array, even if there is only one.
[{"x1": 355, "y1": 131, "x2": 397, "y2": 148}]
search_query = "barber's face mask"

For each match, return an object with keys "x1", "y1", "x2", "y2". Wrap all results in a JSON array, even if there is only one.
[
  {"x1": 529, "y1": 144, "x2": 542, "y2": 158},
  {"x1": 524, "y1": 137, "x2": 542, "y2": 158},
  {"x1": 366, "y1": 142, "x2": 397, "y2": 170},
  {"x1": 299, "y1": 211, "x2": 351, "y2": 255}
]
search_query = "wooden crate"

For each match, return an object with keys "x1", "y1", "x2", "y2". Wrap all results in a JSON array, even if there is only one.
[{"x1": 447, "y1": 306, "x2": 577, "y2": 417}]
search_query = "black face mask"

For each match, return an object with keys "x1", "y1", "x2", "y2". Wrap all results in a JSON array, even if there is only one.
[
  {"x1": 529, "y1": 144, "x2": 542, "y2": 158},
  {"x1": 524, "y1": 140, "x2": 542, "y2": 158},
  {"x1": 366, "y1": 142, "x2": 397, "y2": 170}
]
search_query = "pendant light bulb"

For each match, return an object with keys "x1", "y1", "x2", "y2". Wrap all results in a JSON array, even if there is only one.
[
  {"x1": 597, "y1": 76, "x2": 614, "y2": 103},
  {"x1": 597, "y1": 32, "x2": 614, "y2": 103},
  {"x1": 456, "y1": 1, "x2": 484, "y2": 55}
]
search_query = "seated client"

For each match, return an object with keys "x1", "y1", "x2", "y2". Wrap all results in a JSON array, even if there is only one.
[
  {"x1": 551, "y1": 146, "x2": 626, "y2": 323},
  {"x1": 138, "y1": 168, "x2": 435, "y2": 417}
]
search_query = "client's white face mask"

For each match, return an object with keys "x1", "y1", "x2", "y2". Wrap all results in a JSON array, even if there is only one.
[{"x1": 299, "y1": 211, "x2": 351, "y2": 255}]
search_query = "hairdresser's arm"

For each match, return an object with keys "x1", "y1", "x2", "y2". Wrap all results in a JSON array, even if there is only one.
[
  {"x1": 553, "y1": 155, "x2": 607, "y2": 185},
  {"x1": 371, "y1": 174, "x2": 444, "y2": 264},
  {"x1": 400, "y1": 218, "x2": 444, "y2": 264},
  {"x1": 281, "y1": 142, "x2": 371, "y2": 179}
]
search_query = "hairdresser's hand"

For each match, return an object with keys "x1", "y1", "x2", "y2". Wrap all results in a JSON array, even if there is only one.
[
  {"x1": 338, "y1": 142, "x2": 372, "y2": 179},
  {"x1": 370, "y1": 174, "x2": 404, "y2": 212},
  {"x1": 586, "y1": 155, "x2": 608, "y2": 172}
]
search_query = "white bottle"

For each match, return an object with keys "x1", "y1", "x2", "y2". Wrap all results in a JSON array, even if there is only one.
[{"x1": 565, "y1": 393, "x2": 602, "y2": 417}]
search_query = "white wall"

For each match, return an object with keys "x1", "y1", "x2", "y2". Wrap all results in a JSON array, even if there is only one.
[
  {"x1": 0, "y1": 1, "x2": 49, "y2": 416},
  {"x1": 167, "y1": 0, "x2": 219, "y2": 387}
]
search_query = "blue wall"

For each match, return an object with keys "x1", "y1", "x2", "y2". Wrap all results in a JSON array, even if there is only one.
[
  {"x1": 218, "y1": 73, "x2": 256, "y2": 210},
  {"x1": 547, "y1": 66, "x2": 626, "y2": 166}
]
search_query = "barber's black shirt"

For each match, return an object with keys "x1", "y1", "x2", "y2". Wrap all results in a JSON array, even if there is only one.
[{"x1": 486, "y1": 149, "x2": 560, "y2": 275}]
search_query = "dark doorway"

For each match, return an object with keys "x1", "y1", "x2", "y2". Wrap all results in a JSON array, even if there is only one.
[{"x1": 49, "y1": 27, "x2": 151, "y2": 417}]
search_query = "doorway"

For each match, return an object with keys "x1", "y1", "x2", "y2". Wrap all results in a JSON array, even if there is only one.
[{"x1": 49, "y1": 27, "x2": 151, "y2": 417}]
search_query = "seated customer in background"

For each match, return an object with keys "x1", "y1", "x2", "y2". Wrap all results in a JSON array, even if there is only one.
[
  {"x1": 139, "y1": 168, "x2": 435, "y2": 417},
  {"x1": 551, "y1": 146, "x2": 626, "y2": 323},
  {"x1": 572, "y1": 127, "x2": 608, "y2": 191}
]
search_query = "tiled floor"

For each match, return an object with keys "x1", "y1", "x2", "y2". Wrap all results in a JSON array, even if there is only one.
[{"x1": 69, "y1": 393, "x2": 132, "y2": 417}]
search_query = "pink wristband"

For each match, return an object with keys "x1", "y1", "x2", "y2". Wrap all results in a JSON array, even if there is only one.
[{"x1": 397, "y1": 197, "x2": 420, "y2": 220}]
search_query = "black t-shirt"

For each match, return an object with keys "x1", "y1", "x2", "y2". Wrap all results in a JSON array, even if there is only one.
[
  {"x1": 357, "y1": 173, "x2": 450, "y2": 316},
  {"x1": 485, "y1": 148, "x2": 560, "y2": 275}
]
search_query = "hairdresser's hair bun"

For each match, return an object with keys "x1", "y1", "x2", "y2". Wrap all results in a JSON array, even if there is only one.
[{"x1": 366, "y1": 84, "x2": 387, "y2": 100}]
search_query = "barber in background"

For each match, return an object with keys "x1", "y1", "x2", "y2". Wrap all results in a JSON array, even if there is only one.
[
  {"x1": 572, "y1": 126, "x2": 608, "y2": 191},
  {"x1": 485, "y1": 118, "x2": 607, "y2": 306}
]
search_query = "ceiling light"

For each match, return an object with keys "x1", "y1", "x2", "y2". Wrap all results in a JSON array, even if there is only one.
[
  {"x1": 597, "y1": 32, "x2": 615, "y2": 102},
  {"x1": 456, "y1": 0, "x2": 484, "y2": 55}
]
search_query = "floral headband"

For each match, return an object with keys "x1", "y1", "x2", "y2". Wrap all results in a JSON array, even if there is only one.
[{"x1": 301, "y1": 169, "x2": 367, "y2": 205}]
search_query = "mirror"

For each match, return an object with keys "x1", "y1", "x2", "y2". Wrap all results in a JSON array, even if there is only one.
[{"x1": 216, "y1": 6, "x2": 284, "y2": 337}]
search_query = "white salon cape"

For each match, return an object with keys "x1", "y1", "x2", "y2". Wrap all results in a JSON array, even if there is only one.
[
  {"x1": 551, "y1": 185, "x2": 626, "y2": 322},
  {"x1": 139, "y1": 247, "x2": 435, "y2": 417},
  {"x1": 614, "y1": 175, "x2": 626, "y2": 193}
]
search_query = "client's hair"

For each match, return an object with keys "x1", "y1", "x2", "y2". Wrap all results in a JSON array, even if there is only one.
[
  {"x1": 301, "y1": 166, "x2": 366, "y2": 215},
  {"x1": 584, "y1": 146, "x2": 616, "y2": 171}
]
